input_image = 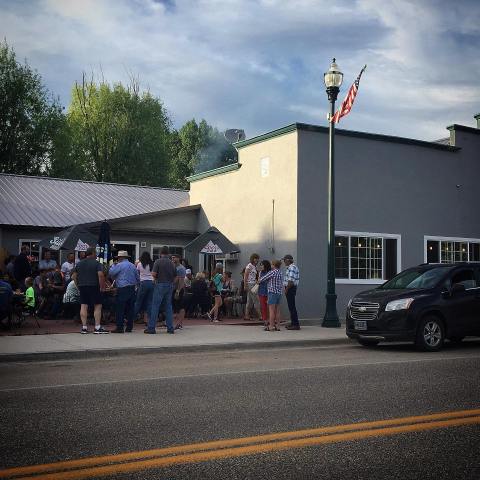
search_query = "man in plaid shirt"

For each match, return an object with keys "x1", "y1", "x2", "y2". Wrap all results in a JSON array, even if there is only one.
[{"x1": 283, "y1": 254, "x2": 300, "y2": 330}]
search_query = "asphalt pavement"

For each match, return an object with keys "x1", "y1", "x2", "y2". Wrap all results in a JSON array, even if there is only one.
[{"x1": 1, "y1": 340, "x2": 479, "y2": 479}]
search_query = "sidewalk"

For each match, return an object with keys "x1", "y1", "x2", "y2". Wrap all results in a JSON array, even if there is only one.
[{"x1": 0, "y1": 321, "x2": 349, "y2": 362}]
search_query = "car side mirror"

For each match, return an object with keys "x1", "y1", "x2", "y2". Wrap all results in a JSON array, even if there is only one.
[{"x1": 450, "y1": 283, "x2": 466, "y2": 295}]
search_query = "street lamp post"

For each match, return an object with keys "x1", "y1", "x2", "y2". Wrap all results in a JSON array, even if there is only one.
[{"x1": 322, "y1": 58, "x2": 343, "y2": 328}]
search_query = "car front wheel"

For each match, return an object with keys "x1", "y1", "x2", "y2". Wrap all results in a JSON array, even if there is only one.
[{"x1": 416, "y1": 316, "x2": 445, "y2": 351}]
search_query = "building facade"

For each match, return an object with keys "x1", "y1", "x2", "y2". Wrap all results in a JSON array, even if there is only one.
[
  {"x1": 2, "y1": 115, "x2": 479, "y2": 320},
  {"x1": 189, "y1": 117, "x2": 480, "y2": 318}
]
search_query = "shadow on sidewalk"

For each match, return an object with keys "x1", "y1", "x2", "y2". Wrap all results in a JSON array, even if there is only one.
[{"x1": 0, "y1": 316, "x2": 264, "y2": 336}]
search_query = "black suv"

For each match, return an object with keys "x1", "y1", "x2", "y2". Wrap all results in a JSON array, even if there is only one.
[{"x1": 346, "y1": 262, "x2": 480, "y2": 351}]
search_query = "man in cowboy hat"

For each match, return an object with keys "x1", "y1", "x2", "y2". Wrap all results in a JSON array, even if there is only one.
[{"x1": 108, "y1": 250, "x2": 139, "y2": 333}]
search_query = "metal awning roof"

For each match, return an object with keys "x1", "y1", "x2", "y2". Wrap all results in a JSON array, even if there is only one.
[
  {"x1": 184, "y1": 227, "x2": 240, "y2": 254},
  {"x1": 0, "y1": 174, "x2": 189, "y2": 227}
]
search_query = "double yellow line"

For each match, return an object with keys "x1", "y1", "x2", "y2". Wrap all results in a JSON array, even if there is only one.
[{"x1": 2, "y1": 408, "x2": 480, "y2": 479}]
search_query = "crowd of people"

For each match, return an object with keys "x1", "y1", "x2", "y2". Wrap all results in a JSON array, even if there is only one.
[{"x1": 0, "y1": 245, "x2": 301, "y2": 334}]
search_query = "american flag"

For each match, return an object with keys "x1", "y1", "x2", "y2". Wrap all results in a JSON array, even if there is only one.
[{"x1": 331, "y1": 65, "x2": 366, "y2": 124}]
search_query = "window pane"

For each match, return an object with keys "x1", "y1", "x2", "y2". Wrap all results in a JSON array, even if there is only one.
[
  {"x1": 334, "y1": 236, "x2": 348, "y2": 278},
  {"x1": 152, "y1": 246, "x2": 183, "y2": 261},
  {"x1": 385, "y1": 238, "x2": 398, "y2": 280},
  {"x1": 426, "y1": 241, "x2": 439, "y2": 263},
  {"x1": 370, "y1": 238, "x2": 383, "y2": 279},
  {"x1": 469, "y1": 243, "x2": 480, "y2": 262},
  {"x1": 350, "y1": 236, "x2": 383, "y2": 280},
  {"x1": 440, "y1": 242, "x2": 454, "y2": 263},
  {"x1": 442, "y1": 241, "x2": 468, "y2": 262},
  {"x1": 170, "y1": 247, "x2": 184, "y2": 257},
  {"x1": 21, "y1": 240, "x2": 40, "y2": 270}
]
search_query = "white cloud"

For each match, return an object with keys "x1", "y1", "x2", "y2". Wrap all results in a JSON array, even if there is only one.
[{"x1": 1, "y1": 0, "x2": 479, "y2": 140}]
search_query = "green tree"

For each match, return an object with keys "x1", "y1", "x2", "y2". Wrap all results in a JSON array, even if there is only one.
[
  {"x1": 0, "y1": 40, "x2": 64, "y2": 175},
  {"x1": 169, "y1": 118, "x2": 237, "y2": 189},
  {"x1": 61, "y1": 75, "x2": 172, "y2": 187}
]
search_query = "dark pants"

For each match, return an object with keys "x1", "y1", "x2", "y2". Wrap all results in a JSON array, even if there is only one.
[
  {"x1": 115, "y1": 285, "x2": 136, "y2": 331},
  {"x1": 286, "y1": 286, "x2": 299, "y2": 326}
]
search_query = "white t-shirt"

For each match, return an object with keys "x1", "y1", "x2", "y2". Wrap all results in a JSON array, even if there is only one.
[{"x1": 137, "y1": 262, "x2": 154, "y2": 282}]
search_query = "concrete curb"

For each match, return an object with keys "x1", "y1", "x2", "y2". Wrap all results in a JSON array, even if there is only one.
[{"x1": 0, "y1": 337, "x2": 351, "y2": 363}]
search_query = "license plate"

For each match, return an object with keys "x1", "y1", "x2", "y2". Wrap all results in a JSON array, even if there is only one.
[{"x1": 354, "y1": 320, "x2": 367, "y2": 331}]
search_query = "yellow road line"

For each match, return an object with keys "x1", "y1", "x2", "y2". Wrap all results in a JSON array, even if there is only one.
[{"x1": 2, "y1": 408, "x2": 480, "y2": 479}]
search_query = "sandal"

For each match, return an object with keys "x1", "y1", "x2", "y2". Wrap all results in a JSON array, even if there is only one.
[
  {"x1": 264, "y1": 327, "x2": 271, "y2": 331},
  {"x1": 274, "y1": 327, "x2": 280, "y2": 331}
]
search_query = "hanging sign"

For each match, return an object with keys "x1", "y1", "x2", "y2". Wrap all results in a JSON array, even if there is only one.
[
  {"x1": 200, "y1": 240, "x2": 223, "y2": 254},
  {"x1": 75, "y1": 239, "x2": 90, "y2": 252},
  {"x1": 49, "y1": 236, "x2": 65, "y2": 250}
]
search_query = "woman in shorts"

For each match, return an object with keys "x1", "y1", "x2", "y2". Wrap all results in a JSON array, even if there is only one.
[{"x1": 257, "y1": 259, "x2": 283, "y2": 331}]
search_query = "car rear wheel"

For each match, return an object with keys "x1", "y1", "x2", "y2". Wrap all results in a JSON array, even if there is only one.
[
  {"x1": 357, "y1": 338, "x2": 380, "y2": 347},
  {"x1": 416, "y1": 316, "x2": 445, "y2": 351}
]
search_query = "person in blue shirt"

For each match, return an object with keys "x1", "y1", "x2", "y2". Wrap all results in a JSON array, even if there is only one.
[{"x1": 108, "y1": 251, "x2": 140, "y2": 333}]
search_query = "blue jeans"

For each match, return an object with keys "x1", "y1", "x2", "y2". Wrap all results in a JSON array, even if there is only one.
[
  {"x1": 134, "y1": 280, "x2": 154, "y2": 320},
  {"x1": 116, "y1": 285, "x2": 136, "y2": 331},
  {"x1": 148, "y1": 282, "x2": 174, "y2": 332}
]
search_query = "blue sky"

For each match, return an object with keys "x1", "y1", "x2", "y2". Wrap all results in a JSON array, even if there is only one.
[{"x1": 1, "y1": 0, "x2": 479, "y2": 141}]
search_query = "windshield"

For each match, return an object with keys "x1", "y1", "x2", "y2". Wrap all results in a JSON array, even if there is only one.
[{"x1": 380, "y1": 267, "x2": 451, "y2": 290}]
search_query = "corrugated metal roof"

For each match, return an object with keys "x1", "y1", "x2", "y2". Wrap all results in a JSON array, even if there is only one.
[{"x1": 0, "y1": 174, "x2": 190, "y2": 227}]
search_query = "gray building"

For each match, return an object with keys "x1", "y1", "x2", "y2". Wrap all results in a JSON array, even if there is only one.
[{"x1": 189, "y1": 115, "x2": 480, "y2": 318}]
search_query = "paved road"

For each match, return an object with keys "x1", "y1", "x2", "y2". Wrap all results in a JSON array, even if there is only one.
[{"x1": 1, "y1": 341, "x2": 480, "y2": 479}]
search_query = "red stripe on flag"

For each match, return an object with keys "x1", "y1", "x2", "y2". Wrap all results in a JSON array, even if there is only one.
[{"x1": 331, "y1": 66, "x2": 366, "y2": 124}]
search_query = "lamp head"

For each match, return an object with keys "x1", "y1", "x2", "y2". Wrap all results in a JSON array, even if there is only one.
[
  {"x1": 324, "y1": 58, "x2": 343, "y2": 102},
  {"x1": 324, "y1": 58, "x2": 343, "y2": 88}
]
